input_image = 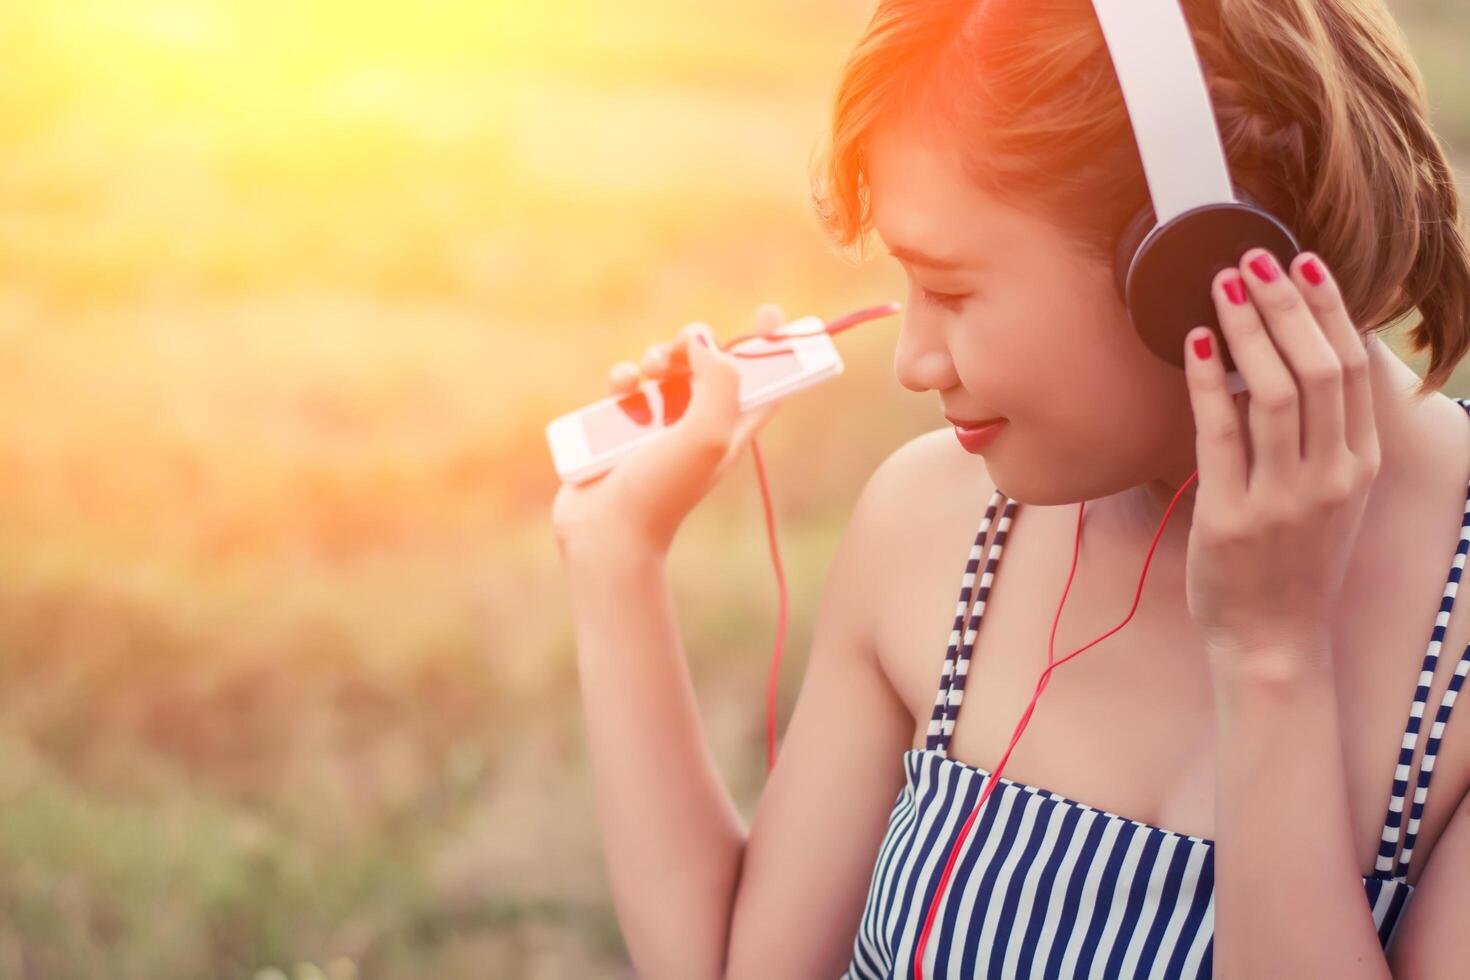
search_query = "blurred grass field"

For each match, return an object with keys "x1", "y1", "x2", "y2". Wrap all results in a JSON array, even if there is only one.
[{"x1": 0, "y1": 1, "x2": 1466, "y2": 977}]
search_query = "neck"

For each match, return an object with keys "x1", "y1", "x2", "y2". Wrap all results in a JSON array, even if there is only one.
[{"x1": 1113, "y1": 334, "x2": 1440, "y2": 540}]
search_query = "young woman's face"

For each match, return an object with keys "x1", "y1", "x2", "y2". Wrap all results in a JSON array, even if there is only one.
[{"x1": 865, "y1": 118, "x2": 1201, "y2": 508}]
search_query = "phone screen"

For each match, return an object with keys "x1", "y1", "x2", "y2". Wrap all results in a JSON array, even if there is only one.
[{"x1": 581, "y1": 345, "x2": 804, "y2": 457}]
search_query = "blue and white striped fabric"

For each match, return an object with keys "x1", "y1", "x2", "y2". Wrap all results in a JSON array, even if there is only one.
[{"x1": 841, "y1": 397, "x2": 1470, "y2": 978}]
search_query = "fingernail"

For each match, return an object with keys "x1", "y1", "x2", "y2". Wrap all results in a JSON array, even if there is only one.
[
  {"x1": 1223, "y1": 276, "x2": 1248, "y2": 306},
  {"x1": 1193, "y1": 333, "x2": 1213, "y2": 360},
  {"x1": 1301, "y1": 257, "x2": 1326, "y2": 286},
  {"x1": 1248, "y1": 252, "x2": 1279, "y2": 283},
  {"x1": 696, "y1": 334, "x2": 711, "y2": 348}
]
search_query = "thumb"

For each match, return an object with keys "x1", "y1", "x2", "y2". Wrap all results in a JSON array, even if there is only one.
[{"x1": 680, "y1": 323, "x2": 742, "y2": 435}]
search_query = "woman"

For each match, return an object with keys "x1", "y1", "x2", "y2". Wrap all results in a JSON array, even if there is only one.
[{"x1": 552, "y1": 0, "x2": 1470, "y2": 976}]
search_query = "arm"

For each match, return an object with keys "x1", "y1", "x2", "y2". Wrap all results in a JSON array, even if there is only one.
[
  {"x1": 562, "y1": 434, "x2": 939, "y2": 979},
  {"x1": 1208, "y1": 654, "x2": 1391, "y2": 978},
  {"x1": 564, "y1": 542, "x2": 746, "y2": 979}
]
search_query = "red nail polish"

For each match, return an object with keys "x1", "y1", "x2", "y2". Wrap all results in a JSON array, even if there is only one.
[
  {"x1": 1193, "y1": 333, "x2": 1213, "y2": 360},
  {"x1": 1302, "y1": 258, "x2": 1326, "y2": 286},
  {"x1": 1248, "y1": 253, "x2": 1279, "y2": 283},
  {"x1": 1223, "y1": 276, "x2": 1248, "y2": 306}
]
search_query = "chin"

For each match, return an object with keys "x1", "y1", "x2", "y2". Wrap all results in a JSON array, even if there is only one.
[
  {"x1": 989, "y1": 447, "x2": 1135, "y2": 508},
  {"x1": 987, "y1": 465, "x2": 1084, "y2": 508}
]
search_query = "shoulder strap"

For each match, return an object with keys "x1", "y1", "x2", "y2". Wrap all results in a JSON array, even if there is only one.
[
  {"x1": 1372, "y1": 397, "x2": 1470, "y2": 880},
  {"x1": 926, "y1": 489, "x2": 1017, "y2": 757}
]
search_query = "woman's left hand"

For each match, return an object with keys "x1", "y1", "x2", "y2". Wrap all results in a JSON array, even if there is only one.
[{"x1": 1181, "y1": 248, "x2": 1381, "y2": 674}]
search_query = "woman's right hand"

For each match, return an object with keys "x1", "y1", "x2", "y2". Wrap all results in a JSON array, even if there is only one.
[{"x1": 551, "y1": 304, "x2": 787, "y2": 561}]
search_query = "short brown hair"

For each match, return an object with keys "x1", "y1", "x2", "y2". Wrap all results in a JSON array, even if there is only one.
[{"x1": 811, "y1": 0, "x2": 1470, "y2": 396}]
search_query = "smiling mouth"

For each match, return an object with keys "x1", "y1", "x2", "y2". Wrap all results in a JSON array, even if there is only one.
[{"x1": 946, "y1": 415, "x2": 1006, "y2": 429}]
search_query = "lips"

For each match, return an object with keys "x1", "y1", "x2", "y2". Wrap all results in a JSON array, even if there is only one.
[{"x1": 945, "y1": 414, "x2": 1006, "y2": 429}]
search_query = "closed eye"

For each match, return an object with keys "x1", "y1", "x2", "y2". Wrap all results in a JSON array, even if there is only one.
[{"x1": 892, "y1": 256, "x2": 973, "y2": 311}]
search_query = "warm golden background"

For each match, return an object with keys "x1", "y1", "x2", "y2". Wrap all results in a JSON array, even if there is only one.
[{"x1": 0, "y1": 1, "x2": 1465, "y2": 977}]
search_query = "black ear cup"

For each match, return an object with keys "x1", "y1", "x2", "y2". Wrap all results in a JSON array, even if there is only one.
[
  {"x1": 1112, "y1": 202, "x2": 1160, "y2": 302},
  {"x1": 1113, "y1": 187, "x2": 1299, "y2": 372},
  {"x1": 1111, "y1": 187, "x2": 1269, "y2": 302}
]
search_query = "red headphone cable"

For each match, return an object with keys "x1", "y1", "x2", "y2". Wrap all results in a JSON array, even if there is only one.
[
  {"x1": 704, "y1": 302, "x2": 902, "y2": 773},
  {"x1": 910, "y1": 469, "x2": 1200, "y2": 978},
  {"x1": 713, "y1": 303, "x2": 1200, "y2": 977}
]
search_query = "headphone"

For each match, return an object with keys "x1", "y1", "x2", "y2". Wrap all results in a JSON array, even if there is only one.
[
  {"x1": 1104, "y1": 0, "x2": 1300, "y2": 387},
  {"x1": 909, "y1": 1, "x2": 1302, "y2": 975}
]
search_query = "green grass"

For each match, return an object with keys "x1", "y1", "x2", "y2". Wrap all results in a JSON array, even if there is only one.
[{"x1": 0, "y1": 1, "x2": 1465, "y2": 976}]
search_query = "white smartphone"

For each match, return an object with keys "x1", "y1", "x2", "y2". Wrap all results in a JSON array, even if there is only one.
[{"x1": 545, "y1": 315, "x2": 844, "y2": 485}]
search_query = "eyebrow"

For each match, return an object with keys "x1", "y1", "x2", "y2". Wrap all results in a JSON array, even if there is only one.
[{"x1": 885, "y1": 244, "x2": 969, "y2": 271}]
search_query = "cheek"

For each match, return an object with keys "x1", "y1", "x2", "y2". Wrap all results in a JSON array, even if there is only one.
[
  {"x1": 1047, "y1": 289, "x2": 1170, "y2": 390},
  {"x1": 951, "y1": 282, "x2": 1182, "y2": 418},
  {"x1": 1012, "y1": 292, "x2": 1181, "y2": 430},
  {"x1": 1003, "y1": 291, "x2": 1122, "y2": 386}
]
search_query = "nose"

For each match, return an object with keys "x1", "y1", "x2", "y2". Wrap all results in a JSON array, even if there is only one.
[{"x1": 892, "y1": 309, "x2": 960, "y2": 393}]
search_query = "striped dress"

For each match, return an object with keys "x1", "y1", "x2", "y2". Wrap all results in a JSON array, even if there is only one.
[{"x1": 841, "y1": 397, "x2": 1470, "y2": 979}]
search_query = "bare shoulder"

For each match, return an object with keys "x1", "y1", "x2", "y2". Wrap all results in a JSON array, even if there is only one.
[
  {"x1": 822, "y1": 427, "x2": 992, "y2": 641},
  {"x1": 723, "y1": 430, "x2": 989, "y2": 975},
  {"x1": 869, "y1": 426, "x2": 998, "y2": 548},
  {"x1": 856, "y1": 426, "x2": 995, "y2": 522},
  {"x1": 838, "y1": 428, "x2": 1005, "y2": 712}
]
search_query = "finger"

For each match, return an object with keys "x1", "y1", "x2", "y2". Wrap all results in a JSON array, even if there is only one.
[
  {"x1": 678, "y1": 322, "x2": 741, "y2": 432},
  {"x1": 608, "y1": 360, "x2": 641, "y2": 393},
  {"x1": 675, "y1": 321, "x2": 710, "y2": 346},
  {"x1": 755, "y1": 303, "x2": 785, "y2": 333},
  {"x1": 1239, "y1": 247, "x2": 1344, "y2": 470},
  {"x1": 1287, "y1": 253, "x2": 1378, "y2": 461},
  {"x1": 667, "y1": 322, "x2": 711, "y2": 374},
  {"x1": 1231, "y1": 389, "x2": 1255, "y2": 472},
  {"x1": 1211, "y1": 259, "x2": 1299, "y2": 489},
  {"x1": 616, "y1": 324, "x2": 736, "y2": 510},
  {"x1": 670, "y1": 321, "x2": 711, "y2": 359},
  {"x1": 1184, "y1": 325, "x2": 1249, "y2": 503},
  {"x1": 640, "y1": 341, "x2": 673, "y2": 379}
]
